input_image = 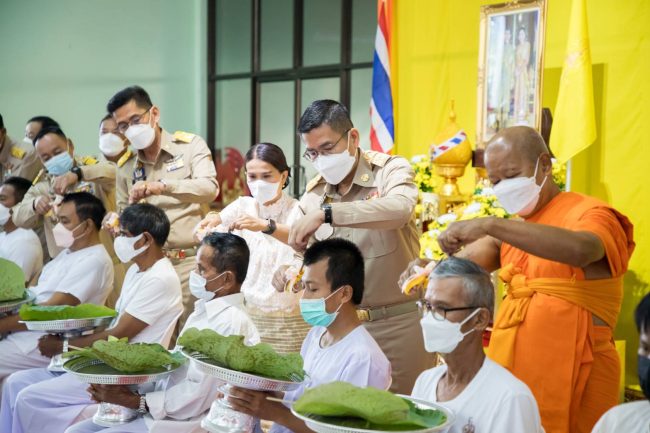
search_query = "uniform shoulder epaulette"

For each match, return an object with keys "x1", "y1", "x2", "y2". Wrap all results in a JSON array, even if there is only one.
[
  {"x1": 10, "y1": 146, "x2": 26, "y2": 160},
  {"x1": 78, "y1": 155, "x2": 98, "y2": 166},
  {"x1": 306, "y1": 174, "x2": 324, "y2": 192},
  {"x1": 363, "y1": 150, "x2": 391, "y2": 167},
  {"x1": 117, "y1": 149, "x2": 135, "y2": 168},
  {"x1": 173, "y1": 131, "x2": 196, "y2": 143},
  {"x1": 32, "y1": 169, "x2": 45, "y2": 185}
]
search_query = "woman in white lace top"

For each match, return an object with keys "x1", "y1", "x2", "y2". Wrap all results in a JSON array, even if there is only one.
[{"x1": 194, "y1": 143, "x2": 308, "y2": 353}]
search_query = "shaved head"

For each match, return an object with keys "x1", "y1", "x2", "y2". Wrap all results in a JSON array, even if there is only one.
[{"x1": 486, "y1": 126, "x2": 549, "y2": 164}]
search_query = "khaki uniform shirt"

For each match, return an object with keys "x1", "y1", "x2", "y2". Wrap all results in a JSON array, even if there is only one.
[
  {"x1": 116, "y1": 129, "x2": 218, "y2": 249},
  {"x1": 299, "y1": 150, "x2": 420, "y2": 308},
  {"x1": 0, "y1": 135, "x2": 43, "y2": 182},
  {"x1": 12, "y1": 156, "x2": 115, "y2": 259}
]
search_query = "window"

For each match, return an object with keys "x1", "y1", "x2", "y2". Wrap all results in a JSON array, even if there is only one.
[{"x1": 208, "y1": 0, "x2": 376, "y2": 196}]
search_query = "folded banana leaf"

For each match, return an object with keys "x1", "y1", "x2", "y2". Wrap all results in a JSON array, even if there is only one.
[
  {"x1": 64, "y1": 336, "x2": 185, "y2": 373},
  {"x1": 19, "y1": 304, "x2": 117, "y2": 321},
  {"x1": 294, "y1": 382, "x2": 447, "y2": 430},
  {"x1": 178, "y1": 327, "x2": 305, "y2": 381},
  {"x1": 0, "y1": 258, "x2": 26, "y2": 302}
]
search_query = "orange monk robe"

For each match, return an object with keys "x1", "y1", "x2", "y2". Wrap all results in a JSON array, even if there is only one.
[{"x1": 487, "y1": 192, "x2": 635, "y2": 433}]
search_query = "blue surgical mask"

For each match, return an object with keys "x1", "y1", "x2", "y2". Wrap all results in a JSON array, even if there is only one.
[
  {"x1": 299, "y1": 287, "x2": 343, "y2": 328},
  {"x1": 44, "y1": 150, "x2": 74, "y2": 176}
]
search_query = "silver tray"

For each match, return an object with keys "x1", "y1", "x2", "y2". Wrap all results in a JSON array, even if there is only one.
[
  {"x1": 63, "y1": 357, "x2": 179, "y2": 385},
  {"x1": 181, "y1": 348, "x2": 303, "y2": 392},
  {"x1": 0, "y1": 290, "x2": 35, "y2": 314},
  {"x1": 20, "y1": 316, "x2": 115, "y2": 332},
  {"x1": 291, "y1": 395, "x2": 455, "y2": 433}
]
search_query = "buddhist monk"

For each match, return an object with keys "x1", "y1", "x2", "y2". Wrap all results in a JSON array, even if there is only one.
[{"x1": 402, "y1": 126, "x2": 635, "y2": 433}]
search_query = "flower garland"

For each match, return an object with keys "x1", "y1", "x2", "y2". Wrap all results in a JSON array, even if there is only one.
[{"x1": 411, "y1": 155, "x2": 439, "y2": 193}]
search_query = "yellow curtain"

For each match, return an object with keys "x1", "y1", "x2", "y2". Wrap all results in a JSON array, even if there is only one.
[{"x1": 393, "y1": 0, "x2": 650, "y2": 387}]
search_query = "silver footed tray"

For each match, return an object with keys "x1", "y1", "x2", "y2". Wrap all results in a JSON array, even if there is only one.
[
  {"x1": 19, "y1": 316, "x2": 115, "y2": 332},
  {"x1": 63, "y1": 357, "x2": 180, "y2": 385},
  {"x1": 181, "y1": 348, "x2": 303, "y2": 392},
  {"x1": 0, "y1": 290, "x2": 35, "y2": 314}
]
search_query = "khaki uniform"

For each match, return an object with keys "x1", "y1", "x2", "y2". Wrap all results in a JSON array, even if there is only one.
[
  {"x1": 0, "y1": 135, "x2": 43, "y2": 182},
  {"x1": 299, "y1": 150, "x2": 433, "y2": 394},
  {"x1": 116, "y1": 130, "x2": 218, "y2": 328},
  {"x1": 12, "y1": 156, "x2": 116, "y2": 262}
]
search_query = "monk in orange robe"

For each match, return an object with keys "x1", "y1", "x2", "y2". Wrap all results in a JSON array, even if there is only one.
[{"x1": 425, "y1": 126, "x2": 634, "y2": 433}]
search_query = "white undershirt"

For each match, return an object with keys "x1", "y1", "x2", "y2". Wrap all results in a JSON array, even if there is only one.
[{"x1": 0, "y1": 228, "x2": 43, "y2": 282}]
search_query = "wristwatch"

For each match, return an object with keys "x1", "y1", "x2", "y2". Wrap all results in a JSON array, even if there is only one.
[
  {"x1": 137, "y1": 393, "x2": 148, "y2": 415},
  {"x1": 70, "y1": 166, "x2": 83, "y2": 181},
  {"x1": 321, "y1": 203, "x2": 333, "y2": 224},
  {"x1": 262, "y1": 219, "x2": 277, "y2": 235}
]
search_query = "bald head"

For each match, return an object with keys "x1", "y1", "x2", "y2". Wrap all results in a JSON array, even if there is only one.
[{"x1": 486, "y1": 126, "x2": 549, "y2": 164}]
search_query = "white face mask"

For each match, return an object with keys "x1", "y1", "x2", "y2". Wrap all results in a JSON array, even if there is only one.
[
  {"x1": 189, "y1": 270, "x2": 226, "y2": 301},
  {"x1": 311, "y1": 132, "x2": 356, "y2": 185},
  {"x1": 247, "y1": 179, "x2": 281, "y2": 205},
  {"x1": 99, "y1": 133, "x2": 126, "y2": 157},
  {"x1": 113, "y1": 233, "x2": 149, "y2": 263},
  {"x1": 0, "y1": 203, "x2": 10, "y2": 225},
  {"x1": 23, "y1": 136, "x2": 33, "y2": 145},
  {"x1": 420, "y1": 308, "x2": 480, "y2": 354},
  {"x1": 493, "y1": 157, "x2": 547, "y2": 217},
  {"x1": 124, "y1": 109, "x2": 155, "y2": 150},
  {"x1": 52, "y1": 221, "x2": 86, "y2": 249}
]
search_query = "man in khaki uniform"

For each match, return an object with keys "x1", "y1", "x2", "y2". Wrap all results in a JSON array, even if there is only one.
[
  {"x1": 108, "y1": 85, "x2": 219, "y2": 328},
  {"x1": 0, "y1": 113, "x2": 43, "y2": 182},
  {"x1": 12, "y1": 126, "x2": 116, "y2": 264},
  {"x1": 288, "y1": 99, "x2": 433, "y2": 394}
]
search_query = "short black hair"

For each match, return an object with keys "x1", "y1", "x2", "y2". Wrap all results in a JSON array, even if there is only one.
[
  {"x1": 2, "y1": 177, "x2": 32, "y2": 203},
  {"x1": 27, "y1": 116, "x2": 60, "y2": 130},
  {"x1": 100, "y1": 113, "x2": 113, "y2": 124},
  {"x1": 106, "y1": 86, "x2": 153, "y2": 114},
  {"x1": 201, "y1": 232, "x2": 250, "y2": 284},
  {"x1": 635, "y1": 292, "x2": 650, "y2": 334},
  {"x1": 120, "y1": 203, "x2": 170, "y2": 247},
  {"x1": 0, "y1": 113, "x2": 4, "y2": 129},
  {"x1": 303, "y1": 238, "x2": 364, "y2": 305},
  {"x1": 61, "y1": 192, "x2": 106, "y2": 230},
  {"x1": 33, "y1": 125, "x2": 67, "y2": 147},
  {"x1": 298, "y1": 99, "x2": 354, "y2": 135}
]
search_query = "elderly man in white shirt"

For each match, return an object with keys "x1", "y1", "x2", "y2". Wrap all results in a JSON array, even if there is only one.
[
  {"x1": 0, "y1": 203, "x2": 183, "y2": 433},
  {"x1": 66, "y1": 231, "x2": 260, "y2": 433},
  {"x1": 226, "y1": 238, "x2": 391, "y2": 433},
  {"x1": 0, "y1": 192, "x2": 113, "y2": 382},
  {"x1": 411, "y1": 257, "x2": 543, "y2": 433},
  {"x1": 0, "y1": 176, "x2": 43, "y2": 284}
]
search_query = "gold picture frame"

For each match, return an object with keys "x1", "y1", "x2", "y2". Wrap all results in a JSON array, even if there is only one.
[{"x1": 476, "y1": 0, "x2": 547, "y2": 147}]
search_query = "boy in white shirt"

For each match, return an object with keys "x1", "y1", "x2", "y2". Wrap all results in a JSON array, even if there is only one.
[
  {"x1": 65, "y1": 231, "x2": 261, "y2": 433},
  {"x1": 411, "y1": 257, "x2": 543, "y2": 433},
  {"x1": 0, "y1": 192, "x2": 113, "y2": 381},
  {"x1": 228, "y1": 238, "x2": 391, "y2": 433},
  {"x1": 0, "y1": 176, "x2": 43, "y2": 283},
  {"x1": 591, "y1": 293, "x2": 650, "y2": 433},
  {"x1": 0, "y1": 203, "x2": 183, "y2": 433}
]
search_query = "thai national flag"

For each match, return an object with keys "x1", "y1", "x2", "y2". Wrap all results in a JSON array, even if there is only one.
[{"x1": 370, "y1": 0, "x2": 394, "y2": 154}]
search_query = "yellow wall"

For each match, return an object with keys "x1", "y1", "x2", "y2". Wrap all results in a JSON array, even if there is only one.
[{"x1": 394, "y1": 0, "x2": 650, "y2": 386}]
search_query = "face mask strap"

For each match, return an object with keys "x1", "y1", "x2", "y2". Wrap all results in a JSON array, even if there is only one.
[{"x1": 459, "y1": 308, "x2": 482, "y2": 336}]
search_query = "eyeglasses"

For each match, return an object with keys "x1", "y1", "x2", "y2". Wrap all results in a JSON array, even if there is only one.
[
  {"x1": 116, "y1": 109, "x2": 152, "y2": 133},
  {"x1": 302, "y1": 128, "x2": 351, "y2": 162},
  {"x1": 416, "y1": 300, "x2": 479, "y2": 321}
]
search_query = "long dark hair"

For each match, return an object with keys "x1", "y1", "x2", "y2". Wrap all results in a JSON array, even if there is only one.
[{"x1": 245, "y1": 142, "x2": 291, "y2": 189}]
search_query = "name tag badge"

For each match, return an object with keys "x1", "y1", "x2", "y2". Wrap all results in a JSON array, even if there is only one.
[
  {"x1": 132, "y1": 166, "x2": 146, "y2": 183},
  {"x1": 165, "y1": 155, "x2": 185, "y2": 172}
]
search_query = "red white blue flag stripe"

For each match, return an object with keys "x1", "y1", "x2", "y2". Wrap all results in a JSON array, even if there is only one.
[{"x1": 370, "y1": 0, "x2": 394, "y2": 154}]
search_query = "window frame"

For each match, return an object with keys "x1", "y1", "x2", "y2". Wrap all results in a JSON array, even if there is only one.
[{"x1": 207, "y1": 0, "x2": 373, "y2": 196}]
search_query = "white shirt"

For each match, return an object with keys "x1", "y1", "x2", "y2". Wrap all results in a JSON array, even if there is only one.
[
  {"x1": 591, "y1": 400, "x2": 650, "y2": 433},
  {"x1": 412, "y1": 357, "x2": 544, "y2": 433},
  {"x1": 144, "y1": 292, "x2": 260, "y2": 433},
  {"x1": 6, "y1": 243, "x2": 114, "y2": 354},
  {"x1": 0, "y1": 228, "x2": 43, "y2": 282},
  {"x1": 270, "y1": 325, "x2": 392, "y2": 433},
  {"x1": 116, "y1": 258, "x2": 183, "y2": 345},
  {"x1": 216, "y1": 194, "x2": 303, "y2": 313}
]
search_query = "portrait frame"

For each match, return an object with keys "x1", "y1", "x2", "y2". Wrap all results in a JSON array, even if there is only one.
[{"x1": 476, "y1": 0, "x2": 547, "y2": 147}]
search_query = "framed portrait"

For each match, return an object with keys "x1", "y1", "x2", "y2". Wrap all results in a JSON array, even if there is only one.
[{"x1": 476, "y1": 0, "x2": 547, "y2": 146}]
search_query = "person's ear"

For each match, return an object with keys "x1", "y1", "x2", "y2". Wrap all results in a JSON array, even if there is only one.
[
  {"x1": 339, "y1": 285, "x2": 353, "y2": 304},
  {"x1": 150, "y1": 106, "x2": 161, "y2": 126},
  {"x1": 539, "y1": 153, "x2": 553, "y2": 176},
  {"x1": 67, "y1": 139, "x2": 75, "y2": 155},
  {"x1": 281, "y1": 170, "x2": 289, "y2": 188},
  {"x1": 349, "y1": 128, "x2": 360, "y2": 153},
  {"x1": 222, "y1": 270, "x2": 236, "y2": 290},
  {"x1": 473, "y1": 307, "x2": 491, "y2": 331},
  {"x1": 135, "y1": 232, "x2": 152, "y2": 249}
]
